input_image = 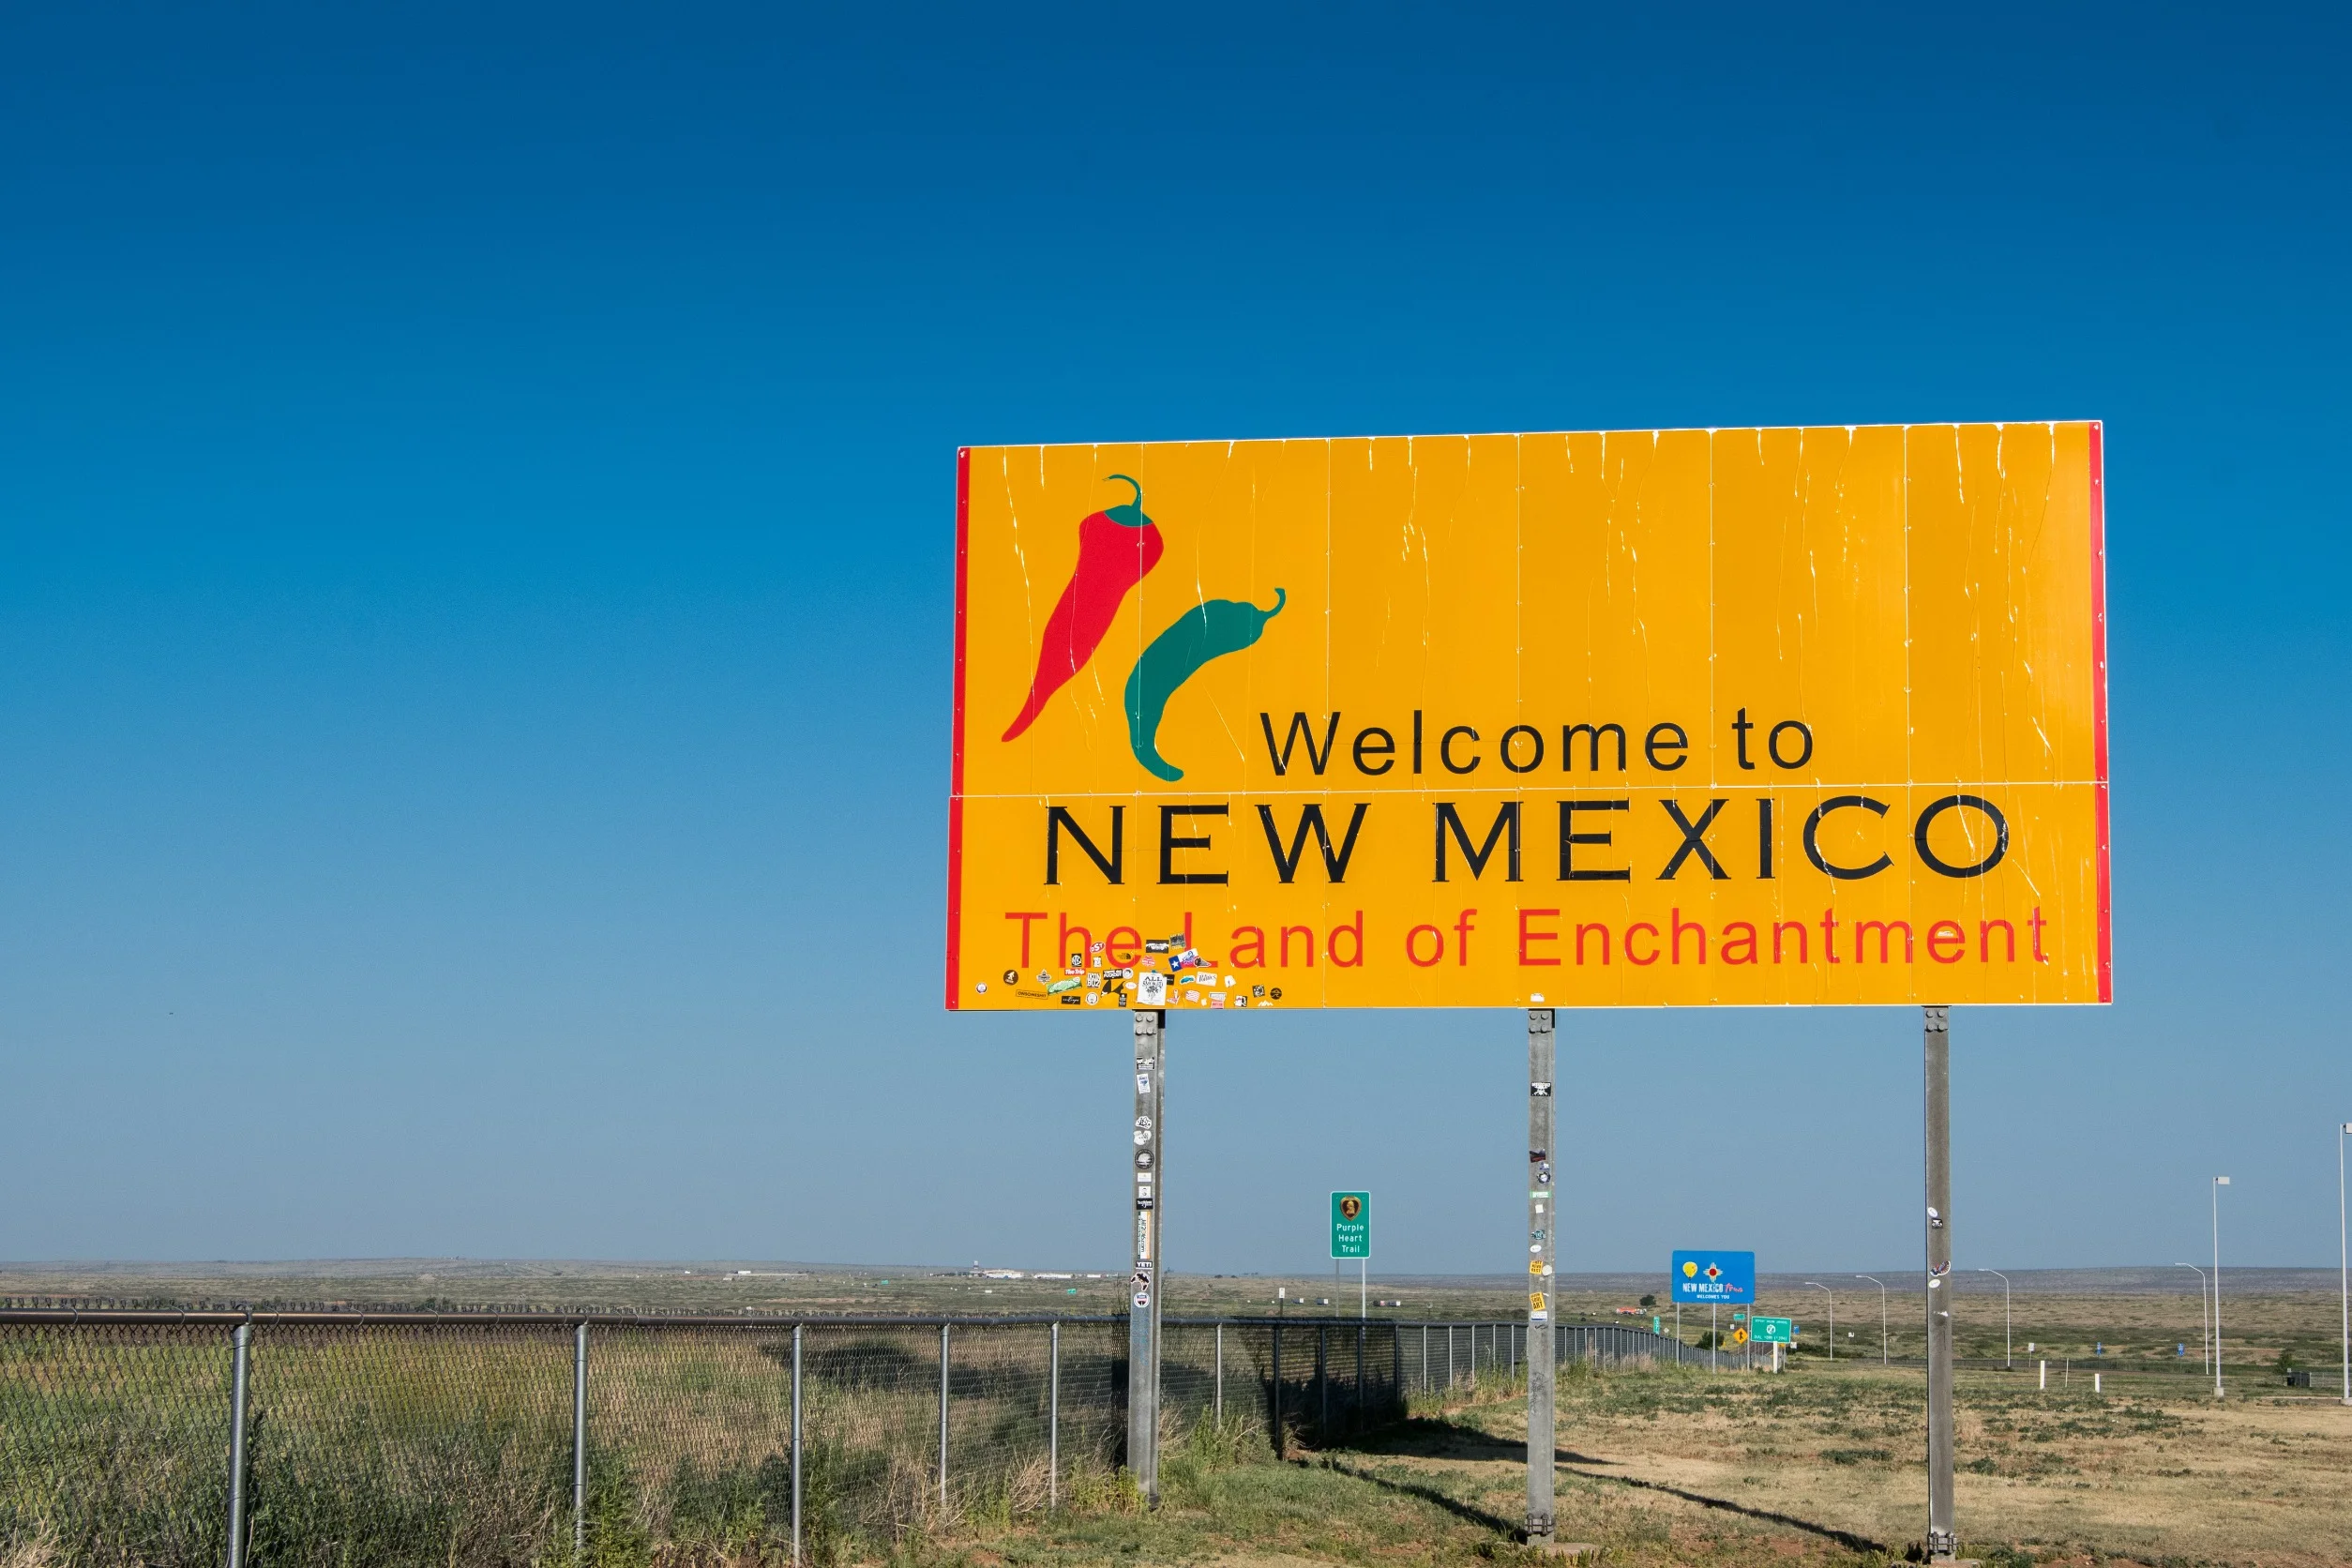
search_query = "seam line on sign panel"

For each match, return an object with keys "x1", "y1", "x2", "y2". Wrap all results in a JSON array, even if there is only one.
[
  {"x1": 1902, "y1": 427, "x2": 1913, "y2": 1010},
  {"x1": 1323, "y1": 440, "x2": 1334, "y2": 1006},
  {"x1": 1515, "y1": 433, "x2": 1526, "y2": 1001},
  {"x1": 1008, "y1": 448, "x2": 1037, "y2": 662},
  {"x1": 1706, "y1": 432, "x2": 1718, "y2": 1001},
  {"x1": 2086, "y1": 420, "x2": 2112, "y2": 1001},
  {"x1": 1999, "y1": 429, "x2": 2049, "y2": 920},
  {"x1": 1202, "y1": 455, "x2": 1248, "y2": 773}
]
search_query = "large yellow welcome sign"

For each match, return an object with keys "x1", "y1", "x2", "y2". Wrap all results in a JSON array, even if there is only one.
[{"x1": 947, "y1": 425, "x2": 2109, "y2": 1012}]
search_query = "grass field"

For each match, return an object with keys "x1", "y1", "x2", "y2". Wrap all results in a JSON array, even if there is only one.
[
  {"x1": 908, "y1": 1363, "x2": 2352, "y2": 1568},
  {"x1": 4, "y1": 1260, "x2": 2341, "y2": 1382},
  {"x1": 6, "y1": 1264, "x2": 2348, "y2": 1565}
]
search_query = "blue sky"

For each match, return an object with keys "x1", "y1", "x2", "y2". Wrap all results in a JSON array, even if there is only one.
[{"x1": 3, "y1": 3, "x2": 2346, "y2": 1274}]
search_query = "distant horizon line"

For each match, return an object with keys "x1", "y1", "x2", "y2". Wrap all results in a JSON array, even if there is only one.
[{"x1": 1, "y1": 1258, "x2": 2340, "y2": 1283}]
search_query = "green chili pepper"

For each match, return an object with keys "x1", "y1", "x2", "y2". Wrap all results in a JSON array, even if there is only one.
[{"x1": 1123, "y1": 589, "x2": 1287, "y2": 781}]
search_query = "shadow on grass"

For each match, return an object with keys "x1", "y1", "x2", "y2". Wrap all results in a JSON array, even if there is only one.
[
  {"x1": 1303, "y1": 1455, "x2": 1522, "y2": 1537},
  {"x1": 1557, "y1": 1464, "x2": 1889, "y2": 1556},
  {"x1": 1337, "y1": 1416, "x2": 1617, "y2": 1468},
  {"x1": 1318, "y1": 1414, "x2": 1890, "y2": 1558}
]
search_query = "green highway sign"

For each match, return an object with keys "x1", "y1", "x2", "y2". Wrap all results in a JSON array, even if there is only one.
[
  {"x1": 1750, "y1": 1316, "x2": 1796, "y2": 1345},
  {"x1": 1330, "y1": 1191, "x2": 1370, "y2": 1259}
]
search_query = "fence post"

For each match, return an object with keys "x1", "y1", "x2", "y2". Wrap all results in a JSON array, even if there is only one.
[
  {"x1": 791, "y1": 1324, "x2": 805, "y2": 1562},
  {"x1": 226, "y1": 1320, "x2": 252, "y2": 1568},
  {"x1": 1317, "y1": 1325, "x2": 1328, "y2": 1437},
  {"x1": 1420, "y1": 1324, "x2": 1427, "y2": 1393},
  {"x1": 1272, "y1": 1323, "x2": 1284, "y2": 1458},
  {"x1": 1213, "y1": 1322, "x2": 1223, "y2": 1426},
  {"x1": 1048, "y1": 1321, "x2": 1060, "y2": 1512},
  {"x1": 1392, "y1": 1323, "x2": 1403, "y2": 1409},
  {"x1": 938, "y1": 1322, "x2": 951, "y2": 1511},
  {"x1": 1354, "y1": 1321, "x2": 1365, "y2": 1431},
  {"x1": 572, "y1": 1321, "x2": 589, "y2": 1560}
]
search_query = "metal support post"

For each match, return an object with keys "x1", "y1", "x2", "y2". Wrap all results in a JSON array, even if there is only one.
[
  {"x1": 1317, "y1": 1324, "x2": 1328, "y2": 1436},
  {"x1": 1048, "y1": 1321, "x2": 1060, "y2": 1511},
  {"x1": 573, "y1": 1321, "x2": 590, "y2": 1560},
  {"x1": 1128, "y1": 1008, "x2": 1165, "y2": 1501},
  {"x1": 1527, "y1": 1006, "x2": 1558, "y2": 1545},
  {"x1": 1213, "y1": 1322, "x2": 1223, "y2": 1426},
  {"x1": 1421, "y1": 1323, "x2": 1428, "y2": 1392},
  {"x1": 791, "y1": 1324, "x2": 805, "y2": 1560},
  {"x1": 2212, "y1": 1175, "x2": 2228, "y2": 1399},
  {"x1": 938, "y1": 1322, "x2": 951, "y2": 1510},
  {"x1": 1354, "y1": 1321, "x2": 1365, "y2": 1430},
  {"x1": 1923, "y1": 1004, "x2": 1957, "y2": 1561},
  {"x1": 2340, "y1": 1123, "x2": 2351, "y2": 1407},
  {"x1": 1272, "y1": 1323, "x2": 1284, "y2": 1457},
  {"x1": 226, "y1": 1320, "x2": 252, "y2": 1568}
]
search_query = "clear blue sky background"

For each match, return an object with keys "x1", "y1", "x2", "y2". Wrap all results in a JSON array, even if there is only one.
[{"x1": 4, "y1": 4, "x2": 2345, "y2": 1275}]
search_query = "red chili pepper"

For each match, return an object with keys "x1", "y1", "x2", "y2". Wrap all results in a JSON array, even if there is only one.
[{"x1": 1002, "y1": 474, "x2": 1164, "y2": 742}]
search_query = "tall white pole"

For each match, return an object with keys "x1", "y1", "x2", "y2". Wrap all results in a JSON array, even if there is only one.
[
  {"x1": 1856, "y1": 1275, "x2": 1888, "y2": 1364},
  {"x1": 2211, "y1": 1176, "x2": 2229, "y2": 1400},
  {"x1": 2338, "y1": 1125, "x2": 2349, "y2": 1406},
  {"x1": 2176, "y1": 1264, "x2": 2209, "y2": 1374},
  {"x1": 1979, "y1": 1271, "x2": 2011, "y2": 1369}
]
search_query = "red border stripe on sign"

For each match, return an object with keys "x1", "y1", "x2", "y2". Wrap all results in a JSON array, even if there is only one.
[
  {"x1": 944, "y1": 447, "x2": 972, "y2": 1011},
  {"x1": 2088, "y1": 421, "x2": 2112, "y2": 1003}
]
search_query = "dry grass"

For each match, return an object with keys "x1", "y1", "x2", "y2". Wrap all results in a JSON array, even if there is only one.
[
  {"x1": 912, "y1": 1360, "x2": 2352, "y2": 1567},
  {"x1": 0, "y1": 1532, "x2": 54, "y2": 1568},
  {"x1": 1442, "y1": 1362, "x2": 2352, "y2": 1565}
]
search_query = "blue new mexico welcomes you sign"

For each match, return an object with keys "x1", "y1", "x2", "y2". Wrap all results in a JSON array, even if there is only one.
[{"x1": 1670, "y1": 1250, "x2": 1756, "y2": 1304}]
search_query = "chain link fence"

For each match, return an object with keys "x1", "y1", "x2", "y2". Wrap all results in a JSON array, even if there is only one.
[{"x1": 0, "y1": 1308, "x2": 1702, "y2": 1567}]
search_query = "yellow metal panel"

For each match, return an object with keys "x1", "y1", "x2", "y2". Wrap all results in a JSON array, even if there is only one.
[{"x1": 947, "y1": 424, "x2": 2109, "y2": 1011}]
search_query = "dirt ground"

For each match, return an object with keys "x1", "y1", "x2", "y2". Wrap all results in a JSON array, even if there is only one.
[{"x1": 1395, "y1": 1363, "x2": 2352, "y2": 1565}]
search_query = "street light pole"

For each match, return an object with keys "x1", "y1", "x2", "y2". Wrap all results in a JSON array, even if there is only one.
[
  {"x1": 1855, "y1": 1275, "x2": 1889, "y2": 1365},
  {"x1": 2174, "y1": 1264, "x2": 2209, "y2": 1375},
  {"x1": 2211, "y1": 1176, "x2": 2230, "y2": 1400},
  {"x1": 1979, "y1": 1271, "x2": 2012, "y2": 1369},
  {"x1": 1804, "y1": 1283, "x2": 1833, "y2": 1362},
  {"x1": 2337, "y1": 1124, "x2": 2349, "y2": 1407}
]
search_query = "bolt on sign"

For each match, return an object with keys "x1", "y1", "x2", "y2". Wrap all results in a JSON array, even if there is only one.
[
  {"x1": 1331, "y1": 1191, "x2": 1370, "y2": 1259},
  {"x1": 946, "y1": 425, "x2": 2110, "y2": 1010}
]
